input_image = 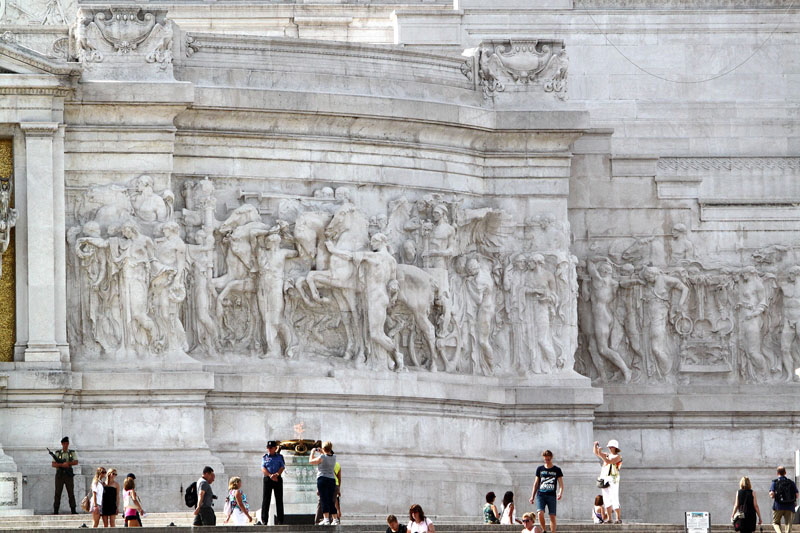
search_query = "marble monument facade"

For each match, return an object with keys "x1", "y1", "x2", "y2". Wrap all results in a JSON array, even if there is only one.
[{"x1": 0, "y1": 0, "x2": 798, "y2": 524}]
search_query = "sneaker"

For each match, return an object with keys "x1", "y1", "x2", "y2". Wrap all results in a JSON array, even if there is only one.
[
  {"x1": 332, "y1": 518, "x2": 340, "y2": 525},
  {"x1": 321, "y1": 518, "x2": 331, "y2": 526}
]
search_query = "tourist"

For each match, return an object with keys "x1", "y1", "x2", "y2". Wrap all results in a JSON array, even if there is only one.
[
  {"x1": 731, "y1": 476, "x2": 761, "y2": 533},
  {"x1": 387, "y1": 514, "x2": 408, "y2": 533},
  {"x1": 100, "y1": 469, "x2": 119, "y2": 528},
  {"x1": 192, "y1": 466, "x2": 216, "y2": 526},
  {"x1": 122, "y1": 475, "x2": 144, "y2": 527},
  {"x1": 769, "y1": 466, "x2": 798, "y2": 533},
  {"x1": 51, "y1": 436, "x2": 79, "y2": 515},
  {"x1": 89, "y1": 467, "x2": 105, "y2": 528},
  {"x1": 314, "y1": 457, "x2": 342, "y2": 524},
  {"x1": 224, "y1": 476, "x2": 253, "y2": 525},
  {"x1": 528, "y1": 449, "x2": 564, "y2": 533},
  {"x1": 408, "y1": 504, "x2": 435, "y2": 533},
  {"x1": 261, "y1": 440, "x2": 285, "y2": 525},
  {"x1": 593, "y1": 440, "x2": 622, "y2": 524},
  {"x1": 592, "y1": 494, "x2": 607, "y2": 524},
  {"x1": 309, "y1": 442, "x2": 337, "y2": 525},
  {"x1": 520, "y1": 512, "x2": 541, "y2": 533},
  {"x1": 484, "y1": 491, "x2": 500, "y2": 524},
  {"x1": 500, "y1": 491, "x2": 521, "y2": 525}
]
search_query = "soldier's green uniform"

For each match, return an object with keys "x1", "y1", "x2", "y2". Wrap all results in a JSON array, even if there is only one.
[{"x1": 53, "y1": 437, "x2": 78, "y2": 514}]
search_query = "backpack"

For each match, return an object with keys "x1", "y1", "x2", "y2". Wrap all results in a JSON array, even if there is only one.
[
  {"x1": 184, "y1": 482, "x2": 198, "y2": 508},
  {"x1": 223, "y1": 494, "x2": 232, "y2": 518},
  {"x1": 774, "y1": 478, "x2": 797, "y2": 504}
]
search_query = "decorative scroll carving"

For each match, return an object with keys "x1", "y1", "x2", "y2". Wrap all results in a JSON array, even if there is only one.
[
  {"x1": 576, "y1": 223, "x2": 800, "y2": 384},
  {"x1": 66, "y1": 179, "x2": 583, "y2": 377},
  {"x1": 73, "y1": 7, "x2": 174, "y2": 79},
  {"x1": 0, "y1": 175, "x2": 16, "y2": 280},
  {"x1": 464, "y1": 39, "x2": 569, "y2": 100}
]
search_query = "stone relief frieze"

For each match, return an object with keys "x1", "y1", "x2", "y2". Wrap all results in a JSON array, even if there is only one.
[
  {"x1": 463, "y1": 39, "x2": 569, "y2": 100},
  {"x1": 0, "y1": 0, "x2": 75, "y2": 26},
  {"x1": 0, "y1": 175, "x2": 15, "y2": 279},
  {"x1": 66, "y1": 177, "x2": 580, "y2": 377},
  {"x1": 575, "y1": 223, "x2": 800, "y2": 384}
]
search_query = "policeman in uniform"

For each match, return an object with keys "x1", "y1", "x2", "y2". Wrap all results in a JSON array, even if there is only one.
[{"x1": 52, "y1": 436, "x2": 79, "y2": 514}]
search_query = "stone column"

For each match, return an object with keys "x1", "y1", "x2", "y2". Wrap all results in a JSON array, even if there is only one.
[{"x1": 20, "y1": 122, "x2": 60, "y2": 363}]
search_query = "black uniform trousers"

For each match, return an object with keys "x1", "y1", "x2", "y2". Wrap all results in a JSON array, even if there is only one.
[
  {"x1": 53, "y1": 471, "x2": 76, "y2": 513},
  {"x1": 261, "y1": 475, "x2": 284, "y2": 525}
]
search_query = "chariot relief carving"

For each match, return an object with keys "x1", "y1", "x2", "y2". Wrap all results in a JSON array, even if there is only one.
[{"x1": 65, "y1": 177, "x2": 585, "y2": 377}]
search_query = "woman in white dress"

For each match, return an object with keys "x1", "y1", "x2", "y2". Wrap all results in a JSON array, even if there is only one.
[
  {"x1": 593, "y1": 439, "x2": 623, "y2": 524},
  {"x1": 500, "y1": 491, "x2": 521, "y2": 525},
  {"x1": 223, "y1": 476, "x2": 253, "y2": 525}
]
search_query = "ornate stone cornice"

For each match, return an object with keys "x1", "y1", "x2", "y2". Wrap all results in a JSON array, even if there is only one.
[
  {"x1": 658, "y1": 157, "x2": 800, "y2": 173},
  {"x1": 0, "y1": 40, "x2": 82, "y2": 76}
]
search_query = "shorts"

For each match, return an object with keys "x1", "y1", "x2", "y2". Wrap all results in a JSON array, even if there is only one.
[
  {"x1": 601, "y1": 480, "x2": 620, "y2": 510},
  {"x1": 772, "y1": 509, "x2": 794, "y2": 525},
  {"x1": 535, "y1": 492, "x2": 557, "y2": 516},
  {"x1": 124, "y1": 511, "x2": 141, "y2": 526}
]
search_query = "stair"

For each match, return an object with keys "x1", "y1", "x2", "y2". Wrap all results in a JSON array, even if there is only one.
[{"x1": 0, "y1": 512, "x2": 738, "y2": 531}]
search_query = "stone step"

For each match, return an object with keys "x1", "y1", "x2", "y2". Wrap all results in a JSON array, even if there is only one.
[{"x1": 0, "y1": 513, "x2": 736, "y2": 531}]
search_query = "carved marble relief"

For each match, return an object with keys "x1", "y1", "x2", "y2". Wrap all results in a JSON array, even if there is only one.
[
  {"x1": 0, "y1": 0, "x2": 76, "y2": 25},
  {"x1": 463, "y1": 39, "x2": 569, "y2": 100},
  {"x1": 575, "y1": 224, "x2": 800, "y2": 384},
  {"x1": 0, "y1": 175, "x2": 16, "y2": 280},
  {"x1": 72, "y1": 7, "x2": 174, "y2": 78},
  {"x1": 66, "y1": 178, "x2": 579, "y2": 376}
]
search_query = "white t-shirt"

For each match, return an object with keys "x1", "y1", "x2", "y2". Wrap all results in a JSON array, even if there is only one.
[
  {"x1": 408, "y1": 518, "x2": 433, "y2": 533},
  {"x1": 91, "y1": 481, "x2": 104, "y2": 510}
]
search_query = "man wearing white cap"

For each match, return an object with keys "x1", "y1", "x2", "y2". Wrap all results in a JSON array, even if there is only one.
[{"x1": 593, "y1": 440, "x2": 623, "y2": 524}]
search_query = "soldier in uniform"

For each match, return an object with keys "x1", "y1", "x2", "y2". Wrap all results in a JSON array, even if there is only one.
[{"x1": 52, "y1": 436, "x2": 79, "y2": 514}]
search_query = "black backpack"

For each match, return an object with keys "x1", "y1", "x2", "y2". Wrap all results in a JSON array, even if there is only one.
[
  {"x1": 185, "y1": 481, "x2": 198, "y2": 508},
  {"x1": 774, "y1": 478, "x2": 796, "y2": 504}
]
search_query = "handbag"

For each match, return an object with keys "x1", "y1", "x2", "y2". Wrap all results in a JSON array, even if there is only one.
[
  {"x1": 596, "y1": 462, "x2": 612, "y2": 488},
  {"x1": 732, "y1": 491, "x2": 751, "y2": 531},
  {"x1": 80, "y1": 494, "x2": 90, "y2": 512}
]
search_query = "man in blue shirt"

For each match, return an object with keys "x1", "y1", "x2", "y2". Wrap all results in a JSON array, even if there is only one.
[
  {"x1": 529, "y1": 450, "x2": 564, "y2": 533},
  {"x1": 261, "y1": 441, "x2": 286, "y2": 525},
  {"x1": 769, "y1": 465, "x2": 798, "y2": 533}
]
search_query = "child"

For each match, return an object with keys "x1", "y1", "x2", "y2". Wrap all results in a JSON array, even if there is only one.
[
  {"x1": 592, "y1": 494, "x2": 607, "y2": 523},
  {"x1": 387, "y1": 514, "x2": 408, "y2": 533}
]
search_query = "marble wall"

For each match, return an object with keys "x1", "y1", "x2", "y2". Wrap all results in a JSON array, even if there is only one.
[{"x1": 0, "y1": 0, "x2": 798, "y2": 524}]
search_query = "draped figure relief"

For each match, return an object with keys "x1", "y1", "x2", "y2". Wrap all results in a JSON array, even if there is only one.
[{"x1": 575, "y1": 224, "x2": 800, "y2": 384}]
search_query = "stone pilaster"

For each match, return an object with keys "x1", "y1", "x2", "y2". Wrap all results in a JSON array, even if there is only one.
[{"x1": 19, "y1": 122, "x2": 61, "y2": 363}]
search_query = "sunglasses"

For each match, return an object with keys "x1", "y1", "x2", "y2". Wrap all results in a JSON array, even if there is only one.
[{"x1": 522, "y1": 519, "x2": 532, "y2": 523}]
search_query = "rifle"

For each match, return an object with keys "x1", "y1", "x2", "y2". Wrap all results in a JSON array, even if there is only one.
[{"x1": 48, "y1": 448, "x2": 74, "y2": 477}]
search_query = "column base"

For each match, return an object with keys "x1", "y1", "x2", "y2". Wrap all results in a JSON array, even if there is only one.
[{"x1": 22, "y1": 345, "x2": 61, "y2": 363}]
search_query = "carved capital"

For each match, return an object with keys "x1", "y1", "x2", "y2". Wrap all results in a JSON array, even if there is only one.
[
  {"x1": 20, "y1": 122, "x2": 59, "y2": 137},
  {"x1": 465, "y1": 39, "x2": 568, "y2": 100}
]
